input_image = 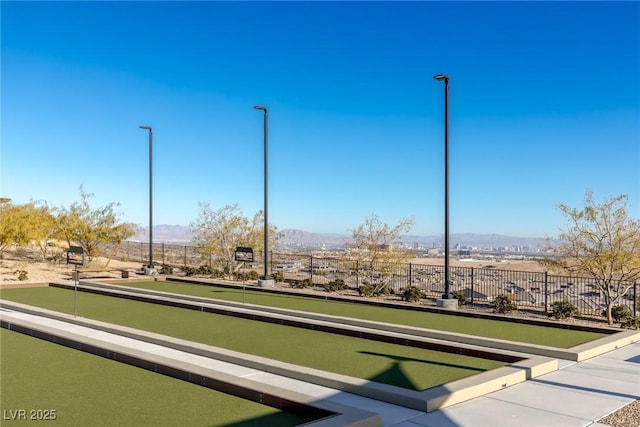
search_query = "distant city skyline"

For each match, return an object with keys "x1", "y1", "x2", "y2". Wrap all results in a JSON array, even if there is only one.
[
  {"x1": 2, "y1": 1, "x2": 638, "y2": 238},
  {"x1": 133, "y1": 224, "x2": 549, "y2": 252}
]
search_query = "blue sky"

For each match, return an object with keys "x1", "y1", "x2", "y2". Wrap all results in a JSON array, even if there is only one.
[{"x1": 2, "y1": 1, "x2": 639, "y2": 238}]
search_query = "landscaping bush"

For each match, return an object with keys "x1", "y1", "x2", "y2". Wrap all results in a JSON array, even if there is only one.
[
  {"x1": 358, "y1": 283, "x2": 375, "y2": 297},
  {"x1": 402, "y1": 286, "x2": 423, "y2": 303},
  {"x1": 358, "y1": 281, "x2": 391, "y2": 298},
  {"x1": 182, "y1": 266, "x2": 196, "y2": 276},
  {"x1": 451, "y1": 290, "x2": 469, "y2": 306},
  {"x1": 608, "y1": 305, "x2": 633, "y2": 323},
  {"x1": 159, "y1": 264, "x2": 173, "y2": 275},
  {"x1": 16, "y1": 270, "x2": 28, "y2": 281},
  {"x1": 619, "y1": 316, "x2": 640, "y2": 330},
  {"x1": 550, "y1": 299, "x2": 579, "y2": 320},
  {"x1": 196, "y1": 265, "x2": 213, "y2": 276},
  {"x1": 492, "y1": 294, "x2": 517, "y2": 314},
  {"x1": 271, "y1": 271, "x2": 285, "y2": 283},
  {"x1": 233, "y1": 270, "x2": 259, "y2": 281},
  {"x1": 291, "y1": 278, "x2": 313, "y2": 289},
  {"x1": 323, "y1": 279, "x2": 347, "y2": 292}
]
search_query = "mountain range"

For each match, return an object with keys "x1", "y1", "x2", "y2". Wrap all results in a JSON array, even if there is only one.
[{"x1": 132, "y1": 225, "x2": 548, "y2": 249}]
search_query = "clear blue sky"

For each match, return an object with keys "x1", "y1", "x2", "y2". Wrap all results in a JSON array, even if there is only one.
[{"x1": 2, "y1": 1, "x2": 639, "y2": 238}]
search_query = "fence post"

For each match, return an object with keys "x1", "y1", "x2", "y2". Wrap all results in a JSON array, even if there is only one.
[
  {"x1": 471, "y1": 267, "x2": 474, "y2": 304},
  {"x1": 544, "y1": 272, "x2": 548, "y2": 313},
  {"x1": 310, "y1": 255, "x2": 313, "y2": 281}
]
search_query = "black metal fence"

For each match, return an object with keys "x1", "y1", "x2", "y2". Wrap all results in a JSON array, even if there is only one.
[{"x1": 115, "y1": 241, "x2": 638, "y2": 316}]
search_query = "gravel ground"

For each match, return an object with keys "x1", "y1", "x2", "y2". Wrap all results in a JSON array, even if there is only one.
[{"x1": 598, "y1": 400, "x2": 640, "y2": 427}]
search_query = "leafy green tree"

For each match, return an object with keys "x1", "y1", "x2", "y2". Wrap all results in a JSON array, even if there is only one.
[
  {"x1": 0, "y1": 199, "x2": 18, "y2": 255},
  {"x1": 349, "y1": 214, "x2": 415, "y2": 294},
  {"x1": 0, "y1": 200, "x2": 56, "y2": 259},
  {"x1": 57, "y1": 188, "x2": 137, "y2": 262},
  {"x1": 544, "y1": 193, "x2": 640, "y2": 325},
  {"x1": 20, "y1": 201, "x2": 58, "y2": 260},
  {"x1": 190, "y1": 203, "x2": 279, "y2": 278}
]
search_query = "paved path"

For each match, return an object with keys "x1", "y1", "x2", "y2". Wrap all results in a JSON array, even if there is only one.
[
  {"x1": 1, "y1": 306, "x2": 638, "y2": 427},
  {"x1": 408, "y1": 341, "x2": 640, "y2": 427}
]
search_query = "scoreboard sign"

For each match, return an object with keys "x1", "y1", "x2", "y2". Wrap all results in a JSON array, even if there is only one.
[
  {"x1": 234, "y1": 247, "x2": 254, "y2": 263},
  {"x1": 67, "y1": 246, "x2": 85, "y2": 266}
]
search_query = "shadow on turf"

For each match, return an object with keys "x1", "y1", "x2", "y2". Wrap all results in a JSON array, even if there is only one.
[
  {"x1": 220, "y1": 412, "x2": 313, "y2": 427},
  {"x1": 361, "y1": 350, "x2": 488, "y2": 391}
]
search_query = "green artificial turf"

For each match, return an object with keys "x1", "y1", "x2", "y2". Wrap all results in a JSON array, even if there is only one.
[
  {"x1": 126, "y1": 280, "x2": 604, "y2": 348},
  {"x1": 1, "y1": 287, "x2": 505, "y2": 391},
  {"x1": 0, "y1": 328, "x2": 311, "y2": 427}
]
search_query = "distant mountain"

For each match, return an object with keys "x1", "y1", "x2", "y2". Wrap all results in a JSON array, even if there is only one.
[
  {"x1": 133, "y1": 225, "x2": 192, "y2": 243},
  {"x1": 278, "y1": 229, "x2": 351, "y2": 246},
  {"x1": 279, "y1": 229, "x2": 547, "y2": 249},
  {"x1": 132, "y1": 225, "x2": 548, "y2": 249}
]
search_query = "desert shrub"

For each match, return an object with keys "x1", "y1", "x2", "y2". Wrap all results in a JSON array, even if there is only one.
[
  {"x1": 619, "y1": 316, "x2": 640, "y2": 330},
  {"x1": 358, "y1": 281, "x2": 391, "y2": 297},
  {"x1": 291, "y1": 278, "x2": 313, "y2": 289},
  {"x1": 271, "y1": 271, "x2": 285, "y2": 283},
  {"x1": 492, "y1": 294, "x2": 517, "y2": 314},
  {"x1": 550, "y1": 299, "x2": 579, "y2": 320},
  {"x1": 402, "y1": 286, "x2": 423, "y2": 303},
  {"x1": 323, "y1": 279, "x2": 347, "y2": 292},
  {"x1": 358, "y1": 283, "x2": 375, "y2": 297},
  {"x1": 233, "y1": 270, "x2": 259, "y2": 281},
  {"x1": 196, "y1": 265, "x2": 213, "y2": 275},
  {"x1": 606, "y1": 305, "x2": 633, "y2": 323},
  {"x1": 16, "y1": 270, "x2": 28, "y2": 281},
  {"x1": 182, "y1": 266, "x2": 196, "y2": 276},
  {"x1": 159, "y1": 264, "x2": 173, "y2": 275},
  {"x1": 451, "y1": 290, "x2": 470, "y2": 306}
]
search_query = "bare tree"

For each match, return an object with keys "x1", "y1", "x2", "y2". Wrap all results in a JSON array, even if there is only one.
[
  {"x1": 544, "y1": 192, "x2": 640, "y2": 324},
  {"x1": 57, "y1": 187, "x2": 137, "y2": 262},
  {"x1": 349, "y1": 214, "x2": 415, "y2": 294},
  {"x1": 190, "y1": 203, "x2": 279, "y2": 278}
]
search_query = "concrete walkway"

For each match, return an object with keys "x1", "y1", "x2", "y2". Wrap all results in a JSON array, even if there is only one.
[
  {"x1": 407, "y1": 341, "x2": 640, "y2": 427},
  {"x1": 1, "y1": 304, "x2": 638, "y2": 427}
]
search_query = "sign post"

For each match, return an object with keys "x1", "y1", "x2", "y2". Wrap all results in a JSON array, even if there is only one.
[
  {"x1": 235, "y1": 247, "x2": 254, "y2": 303},
  {"x1": 67, "y1": 246, "x2": 85, "y2": 317}
]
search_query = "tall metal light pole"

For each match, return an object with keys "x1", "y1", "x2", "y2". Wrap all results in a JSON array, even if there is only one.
[
  {"x1": 434, "y1": 74, "x2": 452, "y2": 299},
  {"x1": 253, "y1": 106, "x2": 272, "y2": 285},
  {"x1": 139, "y1": 125, "x2": 155, "y2": 273}
]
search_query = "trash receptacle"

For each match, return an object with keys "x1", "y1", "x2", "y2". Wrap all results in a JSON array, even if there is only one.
[{"x1": 121, "y1": 270, "x2": 129, "y2": 279}]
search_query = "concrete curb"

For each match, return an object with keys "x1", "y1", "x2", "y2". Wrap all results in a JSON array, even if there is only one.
[
  {"x1": 1, "y1": 299, "x2": 558, "y2": 412},
  {"x1": 0, "y1": 307, "x2": 380, "y2": 427}
]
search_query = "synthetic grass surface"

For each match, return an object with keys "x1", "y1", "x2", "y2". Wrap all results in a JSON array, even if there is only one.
[
  {"x1": 1, "y1": 287, "x2": 505, "y2": 391},
  {"x1": 127, "y1": 280, "x2": 604, "y2": 348},
  {"x1": 0, "y1": 328, "x2": 310, "y2": 427}
]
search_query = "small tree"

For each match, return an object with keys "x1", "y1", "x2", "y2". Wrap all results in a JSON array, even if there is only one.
[
  {"x1": 57, "y1": 187, "x2": 137, "y2": 262},
  {"x1": 190, "y1": 203, "x2": 279, "y2": 279},
  {"x1": 349, "y1": 214, "x2": 415, "y2": 296},
  {"x1": 0, "y1": 200, "x2": 57, "y2": 259},
  {"x1": 0, "y1": 200, "x2": 21, "y2": 255},
  {"x1": 492, "y1": 294, "x2": 517, "y2": 314},
  {"x1": 543, "y1": 193, "x2": 640, "y2": 325}
]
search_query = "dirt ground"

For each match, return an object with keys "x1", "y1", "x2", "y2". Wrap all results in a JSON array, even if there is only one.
[{"x1": 0, "y1": 255, "x2": 143, "y2": 286}]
